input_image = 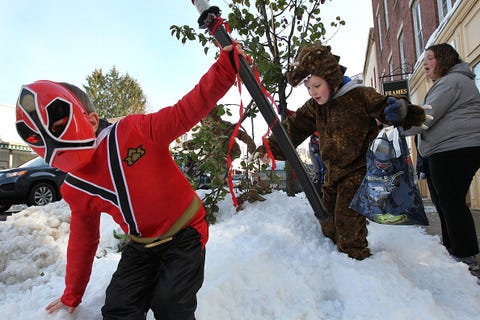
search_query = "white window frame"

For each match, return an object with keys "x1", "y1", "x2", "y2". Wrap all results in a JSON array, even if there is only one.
[
  {"x1": 398, "y1": 30, "x2": 407, "y2": 79},
  {"x1": 437, "y1": 0, "x2": 453, "y2": 21},
  {"x1": 388, "y1": 53, "x2": 394, "y2": 81},
  {"x1": 412, "y1": 0, "x2": 424, "y2": 58},
  {"x1": 377, "y1": 13, "x2": 383, "y2": 51},
  {"x1": 384, "y1": 0, "x2": 390, "y2": 30}
]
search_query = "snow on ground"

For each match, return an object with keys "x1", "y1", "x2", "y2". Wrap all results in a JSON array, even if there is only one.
[{"x1": 1, "y1": 190, "x2": 479, "y2": 320}]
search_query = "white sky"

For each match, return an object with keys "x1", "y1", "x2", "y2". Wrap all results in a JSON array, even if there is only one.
[
  {"x1": 0, "y1": 0, "x2": 373, "y2": 111},
  {"x1": 1, "y1": 190, "x2": 480, "y2": 319}
]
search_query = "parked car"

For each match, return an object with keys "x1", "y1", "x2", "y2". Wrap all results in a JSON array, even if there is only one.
[
  {"x1": 0, "y1": 157, "x2": 66, "y2": 212},
  {"x1": 253, "y1": 161, "x2": 304, "y2": 193},
  {"x1": 254, "y1": 161, "x2": 288, "y2": 190}
]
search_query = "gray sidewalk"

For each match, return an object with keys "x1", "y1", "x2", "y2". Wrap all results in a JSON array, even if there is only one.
[{"x1": 423, "y1": 199, "x2": 480, "y2": 254}]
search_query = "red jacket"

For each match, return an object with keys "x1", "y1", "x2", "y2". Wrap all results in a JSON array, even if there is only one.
[{"x1": 59, "y1": 50, "x2": 237, "y2": 307}]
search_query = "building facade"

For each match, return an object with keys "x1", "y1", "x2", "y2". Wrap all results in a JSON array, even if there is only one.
[{"x1": 365, "y1": 0, "x2": 480, "y2": 207}]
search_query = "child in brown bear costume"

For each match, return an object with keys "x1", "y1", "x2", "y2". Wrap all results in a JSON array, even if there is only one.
[{"x1": 254, "y1": 43, "x2": 426, "y2": 260}]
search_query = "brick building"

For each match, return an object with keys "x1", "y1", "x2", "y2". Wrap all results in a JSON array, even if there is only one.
[{"x1": 364, "y1": 0, "x2": 480, "y2": 207}]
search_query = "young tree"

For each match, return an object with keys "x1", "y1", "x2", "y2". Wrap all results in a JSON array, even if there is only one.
[
  {"x1": 84, "y1": 66, "x2": 147, "y2": 118},
  {"x1": 173, "y1": 104, "x2": 271, "y2": 223},
  {"x1": 171, "y1": 0, "x2": 344, "y2": 195}
]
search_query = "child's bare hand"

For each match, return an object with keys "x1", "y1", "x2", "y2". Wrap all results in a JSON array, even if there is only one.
[
  {"x1": 223, "y1": 42, "x2": 246, "y2": 58},
  {"x1": 46, "y1": 298, "x2": 75, "y2": 314}
]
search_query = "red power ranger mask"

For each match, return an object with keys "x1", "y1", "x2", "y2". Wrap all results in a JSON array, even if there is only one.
[{"x1": 15, "y1": 80, "x2": 96, "y2": 172}]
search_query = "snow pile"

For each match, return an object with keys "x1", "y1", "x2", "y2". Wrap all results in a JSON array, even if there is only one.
[{"x1": 1, "y1": 191, "x2": 479, "y2": 319}]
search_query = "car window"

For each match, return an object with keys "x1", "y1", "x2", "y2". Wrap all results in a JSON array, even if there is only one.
[{"x1": 20, "y1": 157, "x2": 47, "y2": 168}]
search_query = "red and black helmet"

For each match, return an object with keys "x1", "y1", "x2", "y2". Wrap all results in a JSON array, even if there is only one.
[{"x1": 15, "y1": 80, "x2": 96, "y2": 172}]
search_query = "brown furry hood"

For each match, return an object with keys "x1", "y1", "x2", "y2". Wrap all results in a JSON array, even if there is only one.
[{"x1": 287, "y1": 43, "x2": 345, "y2": 91}]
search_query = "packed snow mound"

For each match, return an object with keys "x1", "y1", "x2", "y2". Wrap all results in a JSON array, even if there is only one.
[{"x1": 1, "y1": 191, "x2": 479, "y2": 320}]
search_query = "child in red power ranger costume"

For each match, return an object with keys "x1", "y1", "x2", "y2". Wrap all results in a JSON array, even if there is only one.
[{"x1": 15, "y1": 43, "x2": 243, "y2": 319}]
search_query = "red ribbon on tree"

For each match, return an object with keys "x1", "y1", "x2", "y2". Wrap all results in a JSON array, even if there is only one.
[{"x1": 209, "y1": 16, "x2": 278, "y2": 207}]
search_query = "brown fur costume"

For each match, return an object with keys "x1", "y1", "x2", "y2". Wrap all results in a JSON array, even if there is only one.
[
  {"x1": 288, "y1": 43, "x2": 344, "y2": 91},
  {"x1": 258, "y1": 44, "x2": 425, "y2": 260}
]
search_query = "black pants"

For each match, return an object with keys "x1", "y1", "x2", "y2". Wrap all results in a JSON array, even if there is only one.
[
  {"x1": 425, "y1": 147, "x2": 480, "y2": 258},
  {"x1": 102, "y1": 227, "x2": 205, "y2": 320}
]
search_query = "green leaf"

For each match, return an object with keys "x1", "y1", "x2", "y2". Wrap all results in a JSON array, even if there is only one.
[{"x1": 169, "y1": 0, "x2": 345, "y2": 198}]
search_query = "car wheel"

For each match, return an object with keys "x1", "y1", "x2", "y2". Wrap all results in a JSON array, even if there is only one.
[
  {"x1": 0, "y1": 203, "x2": 12, "y2": 213},
  {"x1": 27, "y1": 182, "x2": 56, "y2": 207}
]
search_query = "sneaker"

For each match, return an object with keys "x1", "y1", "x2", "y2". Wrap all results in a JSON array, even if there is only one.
[{"x1": 372, "y1": 213, "x2": 408, "y2": 224}]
